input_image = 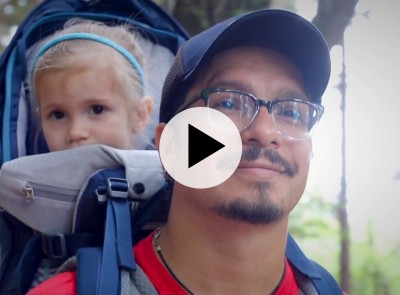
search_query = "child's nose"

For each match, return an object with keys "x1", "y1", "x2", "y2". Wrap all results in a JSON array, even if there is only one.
[{"x1": 67, "y1": 119, "x2": 90, "y2": 144}]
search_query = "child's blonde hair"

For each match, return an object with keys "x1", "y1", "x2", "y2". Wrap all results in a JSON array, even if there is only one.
[{"x1": 31, "y1": 18, "x2": 147, "y2": 110}]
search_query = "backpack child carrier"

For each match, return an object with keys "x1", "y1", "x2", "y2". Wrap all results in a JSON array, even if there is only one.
[
  {"x1": 0, "y1": 0, "x2": 188, "y2": 294},
  {"x1": 0, "y1": 145, "x2": 167, "y2": 295}
]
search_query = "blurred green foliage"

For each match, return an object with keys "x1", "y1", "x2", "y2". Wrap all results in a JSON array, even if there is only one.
[
  {"x1": 0, "y1": 0, "x2": 38, "y2": 52},
  {"x1": 290, "y1": 193, "x2": 400, "y2": 294}
]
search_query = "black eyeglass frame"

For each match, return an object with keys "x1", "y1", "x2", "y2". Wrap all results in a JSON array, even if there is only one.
[{"x1": 174, "y1": 88, "x2": 325, "y2": 139}]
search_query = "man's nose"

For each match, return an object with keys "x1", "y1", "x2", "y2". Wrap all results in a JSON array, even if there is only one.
[{"x1": 240, "y1": 106, "x2": 282, "y2": 147}]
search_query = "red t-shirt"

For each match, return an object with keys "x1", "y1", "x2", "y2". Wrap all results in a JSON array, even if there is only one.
[
  {"x1": 135, "y1": 231, "x2": 299, "y2": 295},
  {"x1": 27, "y1": 271, "x2": 76, "y2": 295},
  {"x1": 28, "y1": 231, "x2": 299, "y2": 295}
]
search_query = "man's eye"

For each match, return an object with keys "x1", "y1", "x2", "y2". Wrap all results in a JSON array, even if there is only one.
[
  {"x1": 283, "y1": 109, "x2": 302, "y2": 120},
  {"x1": 213, "y1": 99, "x2": 237, "y2": 110},
  {"x1": 90, "y1": 105, "x2": 104, "y2": 115},
  {"x1": 275, "y1": 105, "x2": 306, "y2": 125},
  {"x1": 210, "y1": 94, "x2": 241, "y2": 111},
  {"x1": 50, "y1": 111, "x2": 65, "y2": 120}
]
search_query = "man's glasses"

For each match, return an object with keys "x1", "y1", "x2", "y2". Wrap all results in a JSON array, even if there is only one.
[{"x1": 176, "y1": 88, "x2": 324, "y2": 140}]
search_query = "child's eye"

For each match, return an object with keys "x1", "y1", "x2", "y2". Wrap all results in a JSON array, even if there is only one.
[
  {"x1": 50, "y1": 110, "x2": 65, "y2": 120},
  {"x1": 90, "y1": 105, "x2": 105, "y2": 115}
]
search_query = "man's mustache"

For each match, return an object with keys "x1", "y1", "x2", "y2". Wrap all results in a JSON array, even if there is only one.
[{"x1": 241, "y1": 147, "x2": 297, "y2": 177}]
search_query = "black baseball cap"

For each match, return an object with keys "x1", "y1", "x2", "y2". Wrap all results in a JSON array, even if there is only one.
[{"x1": 160, "y1": 9, "x2": 331, "y2": 123}]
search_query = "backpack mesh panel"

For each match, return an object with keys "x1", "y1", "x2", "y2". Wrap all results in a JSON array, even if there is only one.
[{"x1": 159, "y1": 43, "x2": 187, "y2": 123}]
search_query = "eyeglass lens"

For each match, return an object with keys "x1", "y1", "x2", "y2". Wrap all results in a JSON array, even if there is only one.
[{"x1": 206, "y1": 90, "x2": 320, "y2": 139}]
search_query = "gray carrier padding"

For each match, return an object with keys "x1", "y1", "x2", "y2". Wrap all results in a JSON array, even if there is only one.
[
  {"x1": 0, "y1": 144, "x2": 164, "y2": 235},
  {"x1": 57, "y1": 256, "x2": 159, "y2": 295},
  {"x1": 126, "y1": 267, "x2": 159, "y2": 295}
]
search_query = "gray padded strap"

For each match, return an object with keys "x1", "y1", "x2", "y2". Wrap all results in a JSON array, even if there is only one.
[
  {"x1": 292, "y1": 266, "x2": 319, "y2": 295},
  {"x1": 56, "y1": 255, "x2": 77, "y2": 274},
  {"x1": 121, "y1": 270, "x2": 133, "y2": 295},
  {"x1": 128, "y1": 265, "x2": 159, "y2": 295},
  {"x1": 57, "y1": 256, "x2": 158, "y2": 295}
]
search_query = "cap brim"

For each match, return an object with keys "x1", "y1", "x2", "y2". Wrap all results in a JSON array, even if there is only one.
[{"x1": 184, "y1": 9, "x2": 330, "y2": 103}]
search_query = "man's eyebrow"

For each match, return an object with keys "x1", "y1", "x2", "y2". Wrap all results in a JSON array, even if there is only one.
[
  {"x1": 206, "y1": 79, "x2": 308, "y2": 100},
  {"x1": 275, "y1": 88, "x2": 308, "y2": 100},
  {"x1": 207, "y1": 79, "x2": 252, "y2": 92}
]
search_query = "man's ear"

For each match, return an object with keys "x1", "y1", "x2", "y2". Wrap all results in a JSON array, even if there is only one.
[
  {"x1": 132, "y1": 95, "x2": 153, "y2": 133},
  {"x1": 155, "y1": 123, "x2": 166, "y2": 150}
]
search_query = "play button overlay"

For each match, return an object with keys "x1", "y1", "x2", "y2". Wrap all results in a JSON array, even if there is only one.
[
  {"x1": 159, "y1": 107, "x2": 242, "y2": 189},
  {"x1": 188, "y1": 124, "x2": 224, "y2": 168}
]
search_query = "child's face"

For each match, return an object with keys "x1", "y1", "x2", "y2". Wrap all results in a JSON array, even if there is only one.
[{"x1": 36, "y1": 65, "x2": 139, "y2": 152}]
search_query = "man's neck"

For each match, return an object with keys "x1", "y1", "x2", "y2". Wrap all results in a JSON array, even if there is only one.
[{"x1": 157, "y1": 200, "x2": 289, "y2": 295}]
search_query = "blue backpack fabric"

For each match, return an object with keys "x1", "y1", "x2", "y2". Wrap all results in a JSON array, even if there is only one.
[
  {"x1": 286, "y1": 234, "x2": 343, "y2": 294},
  {"x1": 0, "y1": 0, "x2": 188, "y2": 163},
  {"x1": 0, "y1": 1, "x2": 188, "y2": 294}
]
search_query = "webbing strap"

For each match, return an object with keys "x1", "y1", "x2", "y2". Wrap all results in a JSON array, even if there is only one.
[
  {"x1": 41, "y1": 233, "x2": 95, "y2": 259},
  {"x1": 111, "y1": 197, "x2": 136, "y2": 269},
  {"x1": 77, "y1": 248, "x2": 101, "y2": 295},
  {"x1": 78, "y1": 178, "x2": 135, "y2": 295},
  {"x1": 97, "y1": 199, "x2": 120, "y2": 295}
]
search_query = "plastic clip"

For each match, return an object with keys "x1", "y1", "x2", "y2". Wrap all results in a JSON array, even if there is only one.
[
  {"x1": 107, "y1": 178, "x2": 129, "y2": 199},
  {"x1": 42, "y1": 234, "x2": 67, "y2": 259}
]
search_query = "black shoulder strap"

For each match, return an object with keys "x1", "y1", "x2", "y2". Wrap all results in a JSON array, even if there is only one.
[
  {"x1": 0, "y1": 212, "x2": 41, "y2": 295},
  {"x1": 306, "y1": 259, "x2": 343, "y2": 294},
  {"x1": 286, "y1": 234, "x2": 342, "y2": 294}
]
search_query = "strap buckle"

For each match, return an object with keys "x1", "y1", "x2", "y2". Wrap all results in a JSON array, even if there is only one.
[
  {"x1": 107, "y1": 178, "x2": 129, "y2": 199},
  {"x1": 42, "y1": 234, "x2": 67, "y2": 259}
]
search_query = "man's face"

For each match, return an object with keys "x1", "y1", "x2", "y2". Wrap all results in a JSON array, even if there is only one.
[{"x1": 160, "y1": 46, "x2": 313, "y2": 225}]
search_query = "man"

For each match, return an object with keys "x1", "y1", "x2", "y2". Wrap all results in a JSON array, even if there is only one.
[
  {"x1": 28, "y1": 9, "x2": 342, "y2": 295},
  {"x1": 150, "y1": 8, "x2": 341, "y2": 295}
]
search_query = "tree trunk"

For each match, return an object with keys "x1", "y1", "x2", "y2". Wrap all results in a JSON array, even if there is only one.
[
  {"x1": 337, "y1": 44, "x2": 351, "y2": 293},
  {"x1": 312, "y1": 2, "x2": 358, "y2": 293},
  {"x1": 312, "y1": 0, "x2": 359, "y2": 50}
]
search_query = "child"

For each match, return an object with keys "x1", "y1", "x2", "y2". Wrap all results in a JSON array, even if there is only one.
[
  {"x1": 28, "y1": 19, "x2": 153, "y2": 287},
  {"x1": 30, "y1": 19, "x2": 153, "y2": 153}
]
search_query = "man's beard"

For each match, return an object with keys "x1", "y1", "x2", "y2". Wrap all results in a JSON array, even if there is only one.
[
  {"x1": 212, "y1": 181, "x2": 283, "y2": 224},
  {"x1": 212, "y1": 146, "x2": 297, "y2": 225}
]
